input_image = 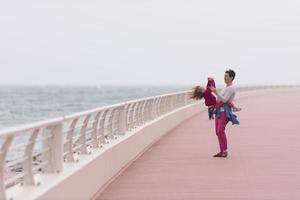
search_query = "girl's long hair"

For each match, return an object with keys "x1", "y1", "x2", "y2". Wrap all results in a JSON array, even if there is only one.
[{"x1": 191, "y1": 86, "x2": 205, "y2": 100}]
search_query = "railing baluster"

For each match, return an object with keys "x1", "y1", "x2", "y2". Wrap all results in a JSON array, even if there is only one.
[
  {"x1": 0, "y1": 135, "x2": 14, "y2": 200},
  {"x1": 65, "y1": 119, "x2": 78, "y2": 162},
  {"x1": 128, "y1": 103, "x2": 135, "y2": 130},
  {"x1": 150, "y1": 99, "x2": 155, "y2": 120},
  {"x1": 43, "y1": 123, "x2": 63, "y2": 173},
  {"x1": 117, "y1": 105, "x2": 126, "y2": 136},
  {"x1": 98, "y1": 110, "x2": 109, "y2": 144},
  {"x1": 111, "y1": 108, "x2": 120, "y2": 137},
  {"x1": 91, "y1": 112, "x2": 101, "y2": 148},
  {"x1": 79, "y1": 115, "x2": 91, "y2": 155},
  {"x1": 141, "y1": 100, "x2": 148, "y2": 124},
  {"x1": 132, "y1": 102, "x2": 139, "y2": 128},
  {"x1": 105, "y1": 109, "x2": 114, "y2": 140},
  {"x1": 124, "y1": 104, "x2": 130, "y2": 131},
  {"x1": 137, "y1": 101, "x2": 144, "y2": 126},
  {"x1": 22, "y1": 128, "x2": 39, "y2": 185},
  {"x1": 144, "y1": 100, "x2": 150, "y2": 122}
]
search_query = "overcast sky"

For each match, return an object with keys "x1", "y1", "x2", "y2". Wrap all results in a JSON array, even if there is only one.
[{"x1": 0, "y1": 0, "x2": 300, "y2": 87}]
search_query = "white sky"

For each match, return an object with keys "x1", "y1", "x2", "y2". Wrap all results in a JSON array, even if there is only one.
[{"x1": 0, "y1": 0, "x2": 300, "y2": 87}]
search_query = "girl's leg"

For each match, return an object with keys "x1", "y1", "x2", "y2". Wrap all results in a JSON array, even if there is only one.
[
  {"x1": 227, "y1": 100, "x2": 236, "y2": 108},
  {"x1": 208, "y1": 107, "x2": 214, "y2": 119}
]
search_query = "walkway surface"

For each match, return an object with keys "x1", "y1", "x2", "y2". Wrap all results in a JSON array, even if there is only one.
[{"x1": 96, "y1": 89, "x2": 300, "y2": 200}]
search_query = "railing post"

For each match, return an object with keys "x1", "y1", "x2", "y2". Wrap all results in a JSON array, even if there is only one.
[
  {"x1": 79, "y1": 115, "x2": 90, "y2": 155},
  {"x1": 46, "y1": 123, "x2": 63, "y2": 173},
  {"x1": 0, "y1": 135, "x2": 14, "y2": 200},
  {"x1": 137, "y1": 101, "x2": 143, "y2": 126},
  {"x1": 65, "y1": 119, "x2": 77, "y2": 162},
  {"x1": 139, "y1": 101, "x2": 146, "y2": 125},
  {"x1": 98, "y1": 110, "x2": 109, "y2": 144},
  {"x1": 145, "y1": 100, "x2": 151, "y2": 122},
  {"x1": 152, "y1": 98, "x2": 157, "y2": 119},
  {"x1": 161, "y1": 97, "x2": 166, "y2": 114},
  {"x1": 149, "y1": 99, "x2": 155, "y2": 120},
  {"x1": 106, "y1": 108, "x2": 115, "y2": 140},
  {"x1": 91, "y1": 112, "x2": 101, "y2": 148},
  {"x1": 132, "y1": 102, "x2": 139, "y2": 128},
  {"x1": 135, "y1": 102, "x2": 142, "y2": 127},
  {"x1": 117, "y1": 105, "x2": 126, "y2": 135},
  {"x1": 124, "y1": 104, "x2": 130, "y2": 131},
  {"x1": 127, "y1": 103, "x2": 135, "y2": 130},
  {"x1": 23, "y1": 129, "x2": 39, "y2": 185},
  {"x1": 53, "y1": 123, "x2": 64, "y2": 173}
]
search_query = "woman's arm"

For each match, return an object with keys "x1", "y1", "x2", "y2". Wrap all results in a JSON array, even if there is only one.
[
  {"x1": 210, "y1": 86, "x2": 234, "y2": 103},
  {"x1": 227, "y1": 100, "x2": 236, "y2": 108}
]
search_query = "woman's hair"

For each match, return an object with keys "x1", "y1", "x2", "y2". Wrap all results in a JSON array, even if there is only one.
[{"x1": 191, "y1": 86, "x2": 205, "y2": 100}]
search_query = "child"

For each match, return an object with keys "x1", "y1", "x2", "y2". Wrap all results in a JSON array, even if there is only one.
[{"x1": 191, "y1": 78, "x2": 241, "y2": 112}]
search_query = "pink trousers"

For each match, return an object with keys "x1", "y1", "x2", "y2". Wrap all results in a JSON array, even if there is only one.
[{"x1": 215, "y1": 112, "x2": 228, "y2": 152}]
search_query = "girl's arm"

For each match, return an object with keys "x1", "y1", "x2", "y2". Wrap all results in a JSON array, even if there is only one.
[{"x1": 206, "y1": 78, "x2": 216, "y2": 92}]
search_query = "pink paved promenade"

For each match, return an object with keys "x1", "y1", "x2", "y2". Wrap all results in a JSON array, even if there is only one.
[{"x1": 96, "y1": 89, "x2": 300, "y2": 200}]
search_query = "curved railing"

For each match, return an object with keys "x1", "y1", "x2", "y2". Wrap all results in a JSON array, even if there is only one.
[{"x1": 0, "y1": 90, "x2": 195, "y2": 200}]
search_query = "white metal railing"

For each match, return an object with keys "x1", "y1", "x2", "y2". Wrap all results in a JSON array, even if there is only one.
[{"x1": 0, "y1": 90, "x2": 195, "y2": 200}]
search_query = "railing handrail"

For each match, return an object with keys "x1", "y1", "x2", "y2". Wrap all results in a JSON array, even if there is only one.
[
  {"x1": 0, "y1": 117, "x2": 65, "y2": 137},
  {"x1": 0, "y1": 89, "x2": 192, "y2": 136},
  {"x1": 123, "y1": 89, "x2": 192, "y2": 104}
]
